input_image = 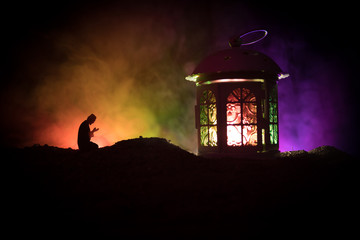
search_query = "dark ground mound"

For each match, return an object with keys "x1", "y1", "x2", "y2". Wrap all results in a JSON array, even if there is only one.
[{"x1": 5, "y1": 138, "x2": 359, "y2": 238}]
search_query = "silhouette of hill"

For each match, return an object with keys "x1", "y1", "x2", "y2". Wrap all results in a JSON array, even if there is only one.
[{"x1": 5, "y1": 138, "x2": 358, "y2": 238}]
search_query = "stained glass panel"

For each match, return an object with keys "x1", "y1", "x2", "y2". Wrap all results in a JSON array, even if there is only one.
[
  {"x1": 200, "y1": 90, "x2": 216, "y2": 104},
  {"x1": 243, "y1": 102, "x2": 257, "y2": 124},
  {"x1": 270, "y1": 124, "x2": 274, "y2": 144},
  {"x1": 269, "y1": 93, "x2": 273, "y2": 102},
  {"x1": 209, "y1": 126, "x2": 218, "y2": 146},
  {"x1": 209, "y1": 104, "x2": 217, "y2": 125},
  {"x1": 200, "y1": 91, "x2": 208, "y2": 104},
  {"x1": 270, "y1": 124, "x2": 278, "y2": 144},
  {"x1": 226, "y1": 87, "x2": 258, "y2": 147},
  {"x1": 242, "y1": 88, "x2": 256, "y2": 102},
  {"x1": 269, "y1": 103, "x2": 273, "y2": 122},
  {"x1": 200, "y1": 126, "x2": 209, "y2": 146},
  {"x1": 200, "y1": 105, "x2": 208, "y2": 125},
  {"x1": 208, "y1": 91, "x2": 216, "y2": 103},
  {"x1": 243, "y1": 125, "x2": 257, "y2": 146},
  {"x1": 262, "y1": 128, "x2": 265, "y2": 145},
  {"x1": 227, "y1": 125, "x2": 242, "y2": 146},
  {"x1": 227, "y1": 88, "x2": 241, "y2": 102},
  {"x1": 269, "y1": 86, "x2": 278, "y2": 102},
  {"x1": 199, "y1": 90, "x2": 217, "y2": 147},
  {"x1": 227, "y1": 94, "x2": 236, "y2": 102},
  {"x1": 274, "y1": 103, "x2": 278, "y2": 122},
  {"x1": 269, "y1": 102, "x2": 278, "y2": 123},
  {"x1": 227, "y1": 103, "x2": 241, "y2": 124}
]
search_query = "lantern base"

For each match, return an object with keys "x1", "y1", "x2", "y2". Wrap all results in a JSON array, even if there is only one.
[{"x1": 198, "y1": 150, "x2": 280, "y2": 159}]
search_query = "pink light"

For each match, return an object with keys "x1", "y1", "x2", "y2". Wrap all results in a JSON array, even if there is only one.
[{"x1": 197, "y1": 79, "x2": 264, "y2": 86}]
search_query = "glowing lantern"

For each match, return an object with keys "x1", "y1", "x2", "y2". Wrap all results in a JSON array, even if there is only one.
[{"x1": 186, "y1": 30, "x2": 289, "y2": 156}]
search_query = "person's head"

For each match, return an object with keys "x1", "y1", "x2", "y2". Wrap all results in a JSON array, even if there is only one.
[{"x1": 87, "y1": 114, "x2": 96, "y2": 125}]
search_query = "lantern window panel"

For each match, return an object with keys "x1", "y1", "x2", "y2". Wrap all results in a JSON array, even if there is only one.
[
  {"x1": 200, "y1": 105, "x2": 208, "y2": 125},
  {"x1": 243, "y1": 125, "x2": 258, "y2": 146},
  {"x1": 227, "y1": 103, "x2": 241, "y2": 124},
  {"x1": 199, "y1": 90, "x2": 218, "y2": 147},
  {"x1": 227, "y1": 88, "x2": 241, "y2": 102},
  {"x1": 243, "y1": 102, "x2": 257, "y2": 124},
  {"x1": 208, "y1": 126, "x2": 218, "y2": 146},
  {"x1": 270, "y1": 124, "x2": 278, "y2": 145},
  {"x1": 200, "y1": 126, "x2": 208, "y2": 146},
  {"x1": 269, "y1": 102, "x2": 278, "y2": 123},
  {"x1": 200, "y1": 126, "x2": 217, "y2": 147},
  {"x1": 227, "y1": 125, "x2": 242, "y2": 146},
  {"x1": 269, "y1": 85, "x2": 278, "y2": 102},
  {"x1": 208, "y1": 104, "x2": 217, "y2": 125},
  {"x1": 227, "y1": 124, "x2": 257, "y2": 146},
  {"x1": 226, "y1": 87, "x2": 258, "y2": 147},
  {"x1": 242, "y1": 88, "x2": 256, "y2": 102},
  {"x1": 200, "y1": 89, "x2": 216, "y2": 104}
]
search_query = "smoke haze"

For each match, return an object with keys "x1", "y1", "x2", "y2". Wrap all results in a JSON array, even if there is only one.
[{"x1": 1, "y1": 1, "x2": 358, "y2": 154}]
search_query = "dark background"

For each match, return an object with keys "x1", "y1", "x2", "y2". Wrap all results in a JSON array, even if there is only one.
[
  {"x1": 3, "y1": 1, "x2": 359, "y2": 238},
  {"x1": 1, "y1": 0, "x2": 358, "y2": 154}
]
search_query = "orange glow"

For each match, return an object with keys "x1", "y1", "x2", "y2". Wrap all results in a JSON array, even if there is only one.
[
  {"x1": 226, "y1": 88, "x2": 258, "y2": 146},
  {"x1": 227, "y1": 125, "x2": 257, "y2": 146},
  {"x1": 5, "y1": 10, "x2": 196, "y2": 152}
]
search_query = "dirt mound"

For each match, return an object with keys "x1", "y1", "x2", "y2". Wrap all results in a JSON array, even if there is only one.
[{"x1": 5, "y1": 139, "x2": 358, "y2": 238}]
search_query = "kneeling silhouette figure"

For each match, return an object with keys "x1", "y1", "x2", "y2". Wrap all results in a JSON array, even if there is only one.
[{"x1": 78, "y1": 113, "x2": 99, "y2": 151}]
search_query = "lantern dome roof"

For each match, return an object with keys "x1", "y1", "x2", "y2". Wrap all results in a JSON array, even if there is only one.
[{"x1": 186, "y1": 47, "x2": 288, "y2": 82}]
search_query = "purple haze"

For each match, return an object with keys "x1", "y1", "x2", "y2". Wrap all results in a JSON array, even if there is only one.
[
  {"x1": 0, "y1": 1, "x2": 357, "y2": 155},
  {"x1": 203, "y1": 2, "x2": 357, "y2": 155},
  {"x1": 261, "y1": 37, "x2": 353, "y2": 153}
]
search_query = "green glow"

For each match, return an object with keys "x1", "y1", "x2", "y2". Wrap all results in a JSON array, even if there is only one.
[
  {"x1": 185, "y1": 74, "x2": 200, "y2": 82},
  {"x1": 200, "y1": 126, "x2": 217, "y2": 147},
  {"x1": 269, "y1": 102, "x2": 278, "y2": 122},
  {"x1": 200, "y1": 90, "x2": 218, "y2": 147},
  {"x1": 200, "y1": 105, "x2": 208, "y2": 125},
  {"x1": 208, "y1": 104, "x2": 217, "y2": 124},
  {"x1": 270, "y1": 124, "x2": 278, "y2": 145},
  {"x1": 269, "y1": 85, "x2": 278, "y2": 145},
  {"x1": 200, "y1": 89, "x2": 216, "y2": 104},
  {"x1": 269, "y1": 86, "x2": 278, "y2": 102},
  {"x1": 200, "y1": 126, "x2": 208, "y2": 146}
]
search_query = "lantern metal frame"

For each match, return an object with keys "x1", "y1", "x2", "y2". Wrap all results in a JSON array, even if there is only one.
[
  {"x1": 194, "y1": 72, "x2": 279, "y2": 156},
  {"x1": 187, "y1": 38, "x2": 288, "y2": 157}
]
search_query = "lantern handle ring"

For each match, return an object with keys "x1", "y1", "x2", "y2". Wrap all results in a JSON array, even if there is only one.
[{"x1": 229, "y1": 29, "x2": 268, "y2": 47}]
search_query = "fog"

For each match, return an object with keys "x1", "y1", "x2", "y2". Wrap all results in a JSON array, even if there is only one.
[{"x1": 1, "y1": 1, "x2": 357, "y2": 154}]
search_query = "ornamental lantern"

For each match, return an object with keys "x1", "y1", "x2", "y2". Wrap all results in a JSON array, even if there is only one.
[{"x1": 186, "y1": 30, "x2": 289, "y2": 157}]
